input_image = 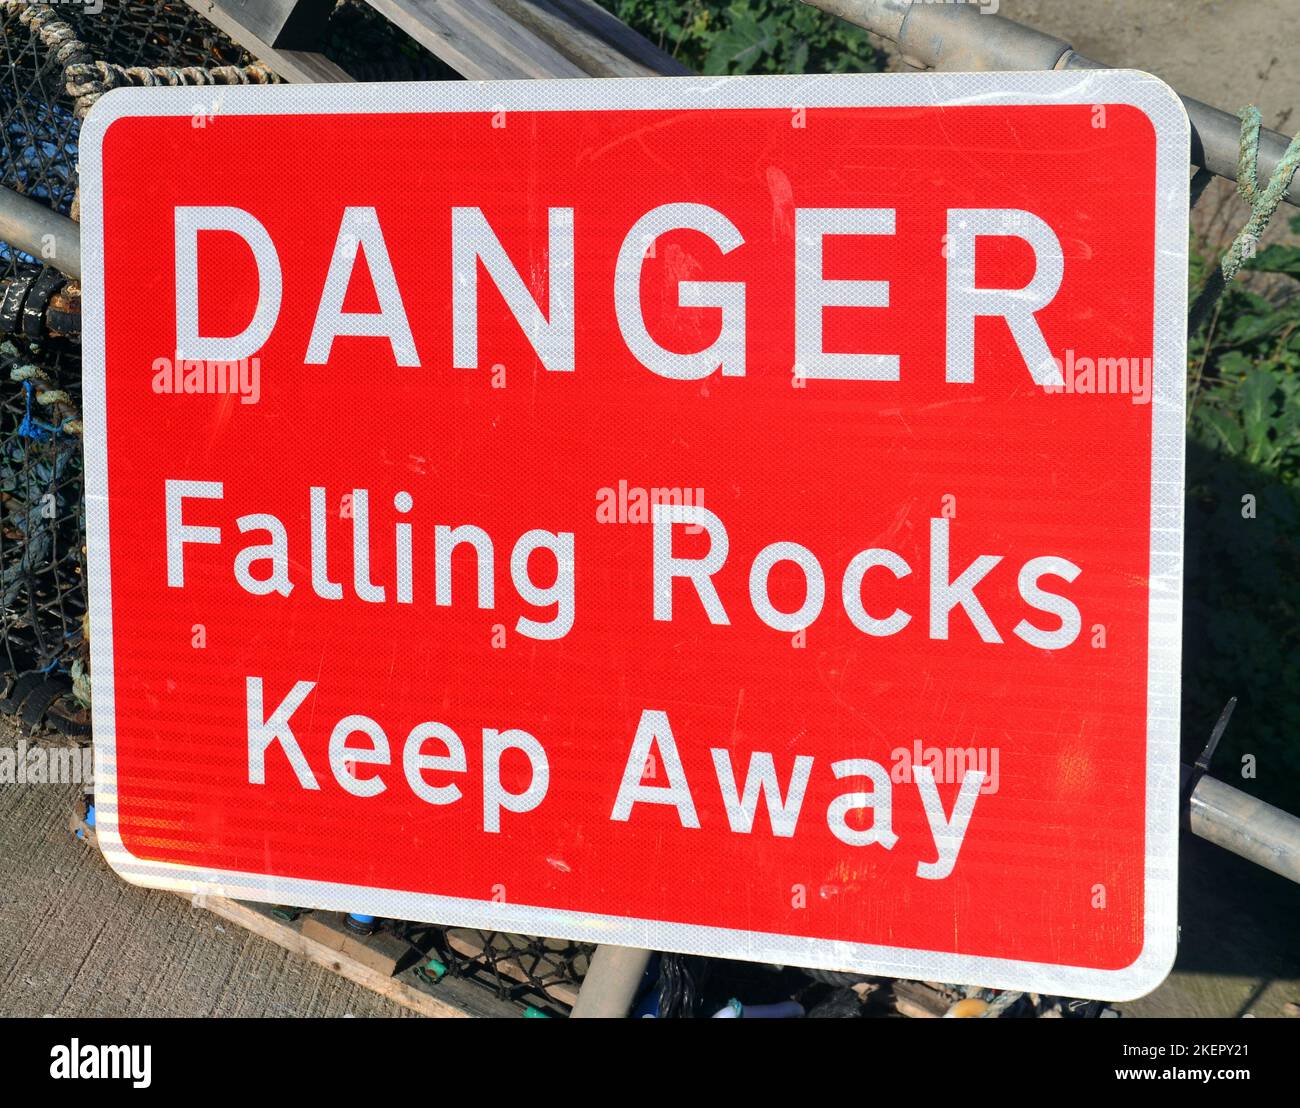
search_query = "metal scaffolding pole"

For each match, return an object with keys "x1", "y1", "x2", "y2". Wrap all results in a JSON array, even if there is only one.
[
  {"x1": 0, "y1": 187, "x2": 81, "y2": 280},
  {"x1": 569, "y1": 944, "x2": 653, "y2": 1018},
  {"x1": 805, "y1": 0, "x2": 1300, "y2": 208},
  {"x1": 1185, "y1": 770, "x2": 1300, "y2": 885}
]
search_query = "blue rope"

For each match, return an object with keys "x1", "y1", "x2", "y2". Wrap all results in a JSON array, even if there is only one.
[{"x1": 17, "y1": 380, "x2": 59, "y2": 441}]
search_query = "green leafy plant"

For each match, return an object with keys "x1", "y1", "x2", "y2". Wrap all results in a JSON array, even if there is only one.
[
  {"x1": 1184, "y1": 215, "x2": 1300, "y2": 811},
  {"x1": 597, "y1": 0, "x2": 885, "y2": 74}
]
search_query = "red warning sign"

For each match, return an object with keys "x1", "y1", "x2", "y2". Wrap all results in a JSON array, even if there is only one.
[{"x1": 82, "y1": 72, "x2": 1188, "y2": 999}]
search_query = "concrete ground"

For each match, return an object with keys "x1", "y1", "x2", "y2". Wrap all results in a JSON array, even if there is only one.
[
  {"x1": 2, "y1": 0, "x2": 1298, "y2": 1019},
  {"x1": 0, "y1": 769, "x2": 412, "y2": 1017}
]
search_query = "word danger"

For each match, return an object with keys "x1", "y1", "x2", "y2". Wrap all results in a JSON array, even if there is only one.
[
  {"x1": 166, "y1": 482, "x2": 1083, "y2": 646},
  {"x1": 249, "y1": 686, "x2": 984, "y2": 879},
  {"x1": 174, "y1": 203, "x2": 1067, "y2": 384}
]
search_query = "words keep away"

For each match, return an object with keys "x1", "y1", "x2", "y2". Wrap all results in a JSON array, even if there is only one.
[{"x1": 247, "y1": 687, "x2": 984, "y2": 882}]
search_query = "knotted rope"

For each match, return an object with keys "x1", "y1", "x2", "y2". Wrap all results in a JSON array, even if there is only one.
[{"x1": 1188, "y1": 106, "x2": 1300, "y2": 335}]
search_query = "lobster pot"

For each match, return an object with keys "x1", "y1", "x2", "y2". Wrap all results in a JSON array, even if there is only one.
[
  {"x1": 0, "y1": 0, "x2": 296, "y2": 727},
  {"x1": 0, "y1": 0, "x2": 452, "y2": 712}
]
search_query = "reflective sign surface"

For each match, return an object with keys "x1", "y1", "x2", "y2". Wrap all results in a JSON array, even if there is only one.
[{"x1": 82, "y1": 72, "x2": 1188, "y2": 999}]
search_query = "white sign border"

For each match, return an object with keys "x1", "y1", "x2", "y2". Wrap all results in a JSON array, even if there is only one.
[{"x1": 80, "y1": 70, "x2": 1188, "y2": 1002}]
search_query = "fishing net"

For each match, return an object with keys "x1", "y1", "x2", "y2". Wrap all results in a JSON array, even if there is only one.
[
  {"x1": 0, "y1": 0, "x2": 282, "y2": 715},
  {"x1": 422, "y1": 925, "x2": 593, "y2": 1013},
  {"x1": 0, "y1": 0, "x2": 452, "y2": 722}
]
